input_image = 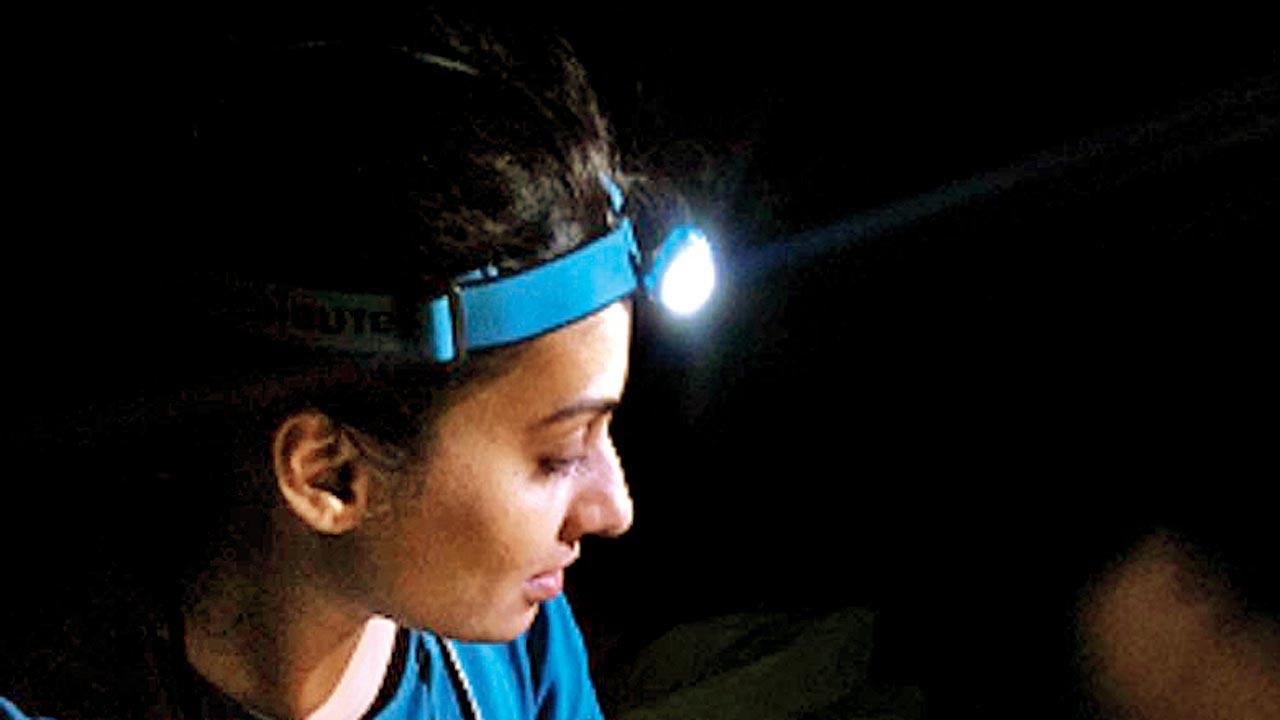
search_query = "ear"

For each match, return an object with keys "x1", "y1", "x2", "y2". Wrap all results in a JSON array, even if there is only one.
[{"x1": 272, "y1": 411, "x2": 371, "y2": 535}]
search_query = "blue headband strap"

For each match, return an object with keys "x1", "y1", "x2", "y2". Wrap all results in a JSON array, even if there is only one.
[
  {"x1": 213, "y1": 170, "x2": 715, "y2": 364},
  {"x1": 423, "y1": 218, "x2": 641, "y2": 363}
]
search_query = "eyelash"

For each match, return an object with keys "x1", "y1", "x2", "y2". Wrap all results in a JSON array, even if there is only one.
[{"x1": 538, "y1": 455, "x2": 587, "y2": 477}]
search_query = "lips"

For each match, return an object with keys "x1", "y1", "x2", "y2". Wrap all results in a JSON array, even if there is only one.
[
  {"x1": 522, "y1": 567, "x2": 565, "y2": 603},
  {"x1": 523, "y1": 547, "x2": 578, "y2": 603}
]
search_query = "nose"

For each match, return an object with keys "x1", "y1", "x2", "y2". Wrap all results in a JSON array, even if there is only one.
[{"x1": 561, "y1": 431, "x2": 633, "y2": 543}]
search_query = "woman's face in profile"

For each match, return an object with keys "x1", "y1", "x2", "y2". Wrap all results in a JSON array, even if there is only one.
[{"x1": 362, "y1": 301, "x2": 634, "y2": 641}]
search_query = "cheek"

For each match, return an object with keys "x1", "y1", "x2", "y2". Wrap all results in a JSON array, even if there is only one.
[
  {"x1": 485, "y1": 475, "x2": 571, "y2": 561},
  {"x1": 411, "y1": 458, "x2": 564, "y2": 572}
]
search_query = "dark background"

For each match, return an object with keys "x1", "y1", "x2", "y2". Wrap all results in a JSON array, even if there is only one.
[{"x1": 8, "y1": 8, "x2": 1277, "y2": 719}]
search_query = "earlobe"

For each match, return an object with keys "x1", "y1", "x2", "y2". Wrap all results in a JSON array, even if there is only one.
[{"x1": 272, "y1": 412, "x2": 372, "y2": 535}]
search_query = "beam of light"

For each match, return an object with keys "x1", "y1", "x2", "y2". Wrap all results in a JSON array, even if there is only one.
[{"x1": 733, "y1": 71, "x2": 1277, "y2": 283}]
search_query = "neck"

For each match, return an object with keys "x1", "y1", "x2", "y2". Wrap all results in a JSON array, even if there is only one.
[{"x1": 181, "y1": 535, "x2": 389, "y2": 720}]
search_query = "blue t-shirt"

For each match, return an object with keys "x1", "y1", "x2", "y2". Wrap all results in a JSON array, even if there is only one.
[
  {"x1": 2, "y1": 594, "x2": 603, "y2": 720},
  {"x1": 368, "y1": 594, "x2": 603, "y2": 720}
]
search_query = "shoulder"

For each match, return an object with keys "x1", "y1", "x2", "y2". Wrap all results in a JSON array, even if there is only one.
[{"x1": 1, "y1": 697, "x2": 51, "y2": 720}]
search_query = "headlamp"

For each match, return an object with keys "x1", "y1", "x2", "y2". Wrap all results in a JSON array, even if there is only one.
[{"x1": 420, "y1": 174, "x2": 715, "y2": 364}]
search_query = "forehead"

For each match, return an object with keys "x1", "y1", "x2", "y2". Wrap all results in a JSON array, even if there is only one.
[{"x1": 460, "y1": 301, "x2": 633, "y2": 430}]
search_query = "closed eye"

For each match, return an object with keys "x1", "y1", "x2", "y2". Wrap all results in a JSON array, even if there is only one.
[
  {"x1": 538, "y1": 455, "x2": 588, "y2": 477},
  {"x1": 535, "y1": 409, "x2": 616, "y2": 478}
]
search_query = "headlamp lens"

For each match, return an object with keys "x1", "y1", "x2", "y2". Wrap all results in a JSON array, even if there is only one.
[{"x1": 656, "y1": 227, "x2": 716, "y2": 316}]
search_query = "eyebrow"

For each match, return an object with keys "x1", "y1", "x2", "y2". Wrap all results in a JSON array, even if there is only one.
[{"x1": 529, "y1": 398, "x2": 620, "y2": 431}]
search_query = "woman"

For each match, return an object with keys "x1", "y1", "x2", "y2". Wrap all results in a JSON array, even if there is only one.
[{"x1": 5, "y1": 11, "x2": 650, "y2": 720}]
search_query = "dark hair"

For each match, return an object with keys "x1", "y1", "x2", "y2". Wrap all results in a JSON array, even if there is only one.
[{"x1": 156, "y1": 11, "x2": 627, "y2": 587}]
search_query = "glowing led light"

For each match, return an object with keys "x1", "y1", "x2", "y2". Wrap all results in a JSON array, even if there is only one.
[{"x1": 657, "y1": 230, "x2": 715, "y2": 316}]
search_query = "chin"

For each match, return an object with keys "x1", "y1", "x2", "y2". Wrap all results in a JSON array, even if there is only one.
[
  {"x1": 476, "y1": 602, "x2": 542, "y2": 642},
  {"x1": 429, "y1": 599, "x2": 542, "y2": 643}
]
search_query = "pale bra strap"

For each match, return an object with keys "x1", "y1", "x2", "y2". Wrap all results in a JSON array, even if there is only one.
[{"x1": 304, "y1": 616, "x2": 398, "y2": 720}]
